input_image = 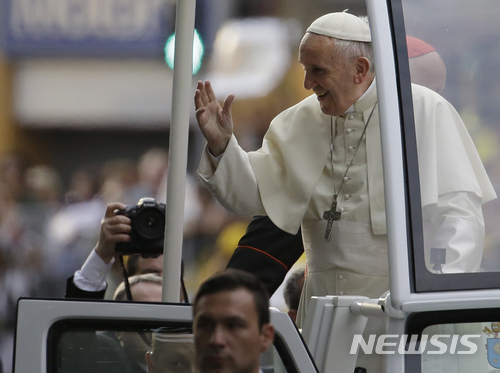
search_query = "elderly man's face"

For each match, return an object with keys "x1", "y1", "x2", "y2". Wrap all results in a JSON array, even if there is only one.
[
  {"x1": 193, "y1": 289, "x2": 274, "y2": 373},
  {"x1": 146, "y1": 337, "x2": 197, "y2": 373},
  {"x1": 299, "y1": 33, "x2": 365, "y2": 116}
]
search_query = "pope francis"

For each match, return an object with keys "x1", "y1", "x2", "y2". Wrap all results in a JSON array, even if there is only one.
[{"x1": 194, "y1": 10, "x2": 495, "y2": 348}]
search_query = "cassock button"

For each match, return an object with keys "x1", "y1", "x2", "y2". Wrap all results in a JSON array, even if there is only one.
[
  {"x1": 348, "y1": 114, "x2": 354, "y2": 120},
  {"x1": 345, "y1": 194, "x2": 351, "y2": 200},
  {"x1": 346, "y1": 128, "x2": 353, "y2": 134},
  {"x1": 339, "y1": 291, "x2": 345, "y2": 295},
  {"x1": 338, "y1": 274, "x2": 344, "y2": 280},
  {"x1": 343, "y1": 177, "x2": 350, "y2": 182}
]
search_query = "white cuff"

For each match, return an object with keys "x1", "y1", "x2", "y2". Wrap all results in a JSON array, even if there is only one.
[{"x1": 73, "y1": 249, "x2": 115, "y2": 292}]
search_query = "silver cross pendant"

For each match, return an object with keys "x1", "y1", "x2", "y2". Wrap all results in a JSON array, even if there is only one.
[{"x1": 323, "y1": 201, "x2": 341, "y2": 240}]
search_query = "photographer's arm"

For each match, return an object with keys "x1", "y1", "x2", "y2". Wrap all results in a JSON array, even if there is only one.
[{"x1": 65, "y1": 203, "x2": 132, "y2": 298}]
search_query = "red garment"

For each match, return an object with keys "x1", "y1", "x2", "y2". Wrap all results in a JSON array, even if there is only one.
[{"x1": 407, "y1": 35, "x2": 436, "y2": 57}]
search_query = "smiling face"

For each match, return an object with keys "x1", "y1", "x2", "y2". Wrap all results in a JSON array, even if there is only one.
[
  {"x1": 299, "y1": 33, "x2": 372, "y2": 116},
  {"x1": 193, "y1": 288, "x2": 274, "y2": 373}
]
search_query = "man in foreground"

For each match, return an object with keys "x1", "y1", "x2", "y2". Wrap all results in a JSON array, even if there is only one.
[{"x1": 192, "y1": 269, "x2": 274, "y2": 373}]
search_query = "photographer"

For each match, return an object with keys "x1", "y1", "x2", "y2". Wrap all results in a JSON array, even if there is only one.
[
  {"x1": 62, "y1": 201, "x2": 192, "y2": 373},
  {"x1": 65, "y1": 201, "x2": 182, "y2": 301},
  {"x1": 65, "y1": 202, "x2": 131, "y2": 299}
]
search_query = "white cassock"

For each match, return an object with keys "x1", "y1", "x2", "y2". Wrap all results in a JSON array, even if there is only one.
[{"x1": 197, "y1": 83, "x2": 496, "y2": 327}]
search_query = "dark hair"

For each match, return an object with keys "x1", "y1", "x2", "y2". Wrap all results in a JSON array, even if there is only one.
[
  {"x1": 126, "y1": 254, "x2": 184, "y2": 277},
  {"x1": 193, "y1": 269, "x2": 270, "y2": 327},
  {"x1": 283, "y1": 268, "x2": 305, "y2": 311}
]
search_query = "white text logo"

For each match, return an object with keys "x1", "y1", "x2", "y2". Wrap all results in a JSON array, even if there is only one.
[{"x1": 350, "y1": 334, "x2": 481, "y2": 355}]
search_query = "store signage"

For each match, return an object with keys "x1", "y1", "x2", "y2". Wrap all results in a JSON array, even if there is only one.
[{"x1": 2, "y1": 0, "x2": 171, "y2": 57}]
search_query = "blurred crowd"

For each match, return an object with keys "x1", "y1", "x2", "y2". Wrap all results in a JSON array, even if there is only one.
[{"x1": 0, "y1": 148, "x2": 250, "y2": 370}]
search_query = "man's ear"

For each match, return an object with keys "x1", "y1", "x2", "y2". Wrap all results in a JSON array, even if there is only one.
[
  {"x1": 354, "y1": 56, "x2": 371, "y2": 84},
  {"x1": 145, "y1": 351, "x2": 154, "y2": 372},
  {"x1": 259, "y1": 323, "x2": 275, "y2": 353}
]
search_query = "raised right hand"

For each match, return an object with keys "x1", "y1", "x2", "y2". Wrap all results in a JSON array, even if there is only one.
[
  {"x1": 194, "y1": 80, "x2": 235, "y2": 157},
  {"x1": 94, "y1": 202, "x2": 132, "y2": 263}
]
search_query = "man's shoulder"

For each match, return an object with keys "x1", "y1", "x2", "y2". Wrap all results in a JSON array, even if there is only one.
[
  {"x1": 271, "y1": 94, "x2": 328, "y2": 125},
  {"x1": 411, "y1": 83, "x2": 448, "y2": 105},
  {"x1": 287, "y1": 93, "x2": 321, "y2": 112}
]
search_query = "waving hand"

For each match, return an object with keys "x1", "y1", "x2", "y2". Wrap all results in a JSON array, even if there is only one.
[{"x1": 194, "y1": 80, "x2": 235, "y2": 157}]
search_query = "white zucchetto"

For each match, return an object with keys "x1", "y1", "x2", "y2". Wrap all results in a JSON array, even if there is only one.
[{"x1": 306, "y1": 11, "x2": 371, "y2": 42}]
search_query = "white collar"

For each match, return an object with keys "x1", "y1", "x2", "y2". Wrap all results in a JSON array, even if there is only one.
[{"x1": 344, "y1": 77, "x2": 376, "y2": 113}]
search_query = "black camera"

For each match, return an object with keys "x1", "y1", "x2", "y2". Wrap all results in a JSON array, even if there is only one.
[{"x1": 115, "y1": 197, "x2": 166, "y2": 258}]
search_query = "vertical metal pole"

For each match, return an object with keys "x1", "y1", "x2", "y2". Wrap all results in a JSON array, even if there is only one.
[{"x1": 162, "y1": 0, "x2": 196, "y2": 302}]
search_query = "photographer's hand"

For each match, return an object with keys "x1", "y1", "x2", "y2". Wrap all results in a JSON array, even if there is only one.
[{"x1": 94, "y1": 202, "x2": 132, "y2": 263}]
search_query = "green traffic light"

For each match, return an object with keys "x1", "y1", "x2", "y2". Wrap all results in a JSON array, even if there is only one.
[{"x1": 164, "y1": 29, "x2": 204, "y2": 75}]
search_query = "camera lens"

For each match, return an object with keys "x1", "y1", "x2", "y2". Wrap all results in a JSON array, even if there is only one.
[{"x1": 135, "y1": 207, "x2": 165, "y2": 240}]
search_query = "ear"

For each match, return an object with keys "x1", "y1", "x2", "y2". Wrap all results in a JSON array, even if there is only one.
[
  {"x1": 353, "y1": 56, "x2": 371, "y2": 84},
  {"x1": 259, "y1": 323, "x2": 275, "y2": 353},
  {"x1": 145, "y1": 351, "x2": 154, "y2": 372}
]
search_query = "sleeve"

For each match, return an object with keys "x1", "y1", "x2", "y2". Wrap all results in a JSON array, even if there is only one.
[
  {"x1": 226, "y1": 215, "x2": 304, "y2": 296},
  {"x1": 197, "y1": 135, "x2": 265, "y2": 216},
  {"x1": 65, "y1": 276, "x2": 107, "y2": 300},
  {"x1": 422, "y1": 191, "x2": 485, "y2": 273},
  {"x1": 65, "y1": 249, "x2": 114, "y2": 298}
]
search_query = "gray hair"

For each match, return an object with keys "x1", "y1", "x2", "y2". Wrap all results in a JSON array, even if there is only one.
[
  {"x1": 113, "y1": 273, "x2": 163, "y2": 301},
  {"x1": 332, "y1": 15, "x2": 374, "y2": 72},
  {"x1": 283, "y1": 268, "x2": 305, "y2": 311},
  {"x1": 333, "y1": 38, "x2": 375, "y2": 72}
]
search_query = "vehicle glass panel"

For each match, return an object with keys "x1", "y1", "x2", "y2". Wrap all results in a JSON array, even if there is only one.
[
  {"x1": 404, "y1": 309, "x2": 500, "y2": 372},
  {"x1": 47, "y1": 320, "x2": 295, "y2": 373},
  {"x1": 397, "y1": 0, "x2": 500, "y2": 291}
]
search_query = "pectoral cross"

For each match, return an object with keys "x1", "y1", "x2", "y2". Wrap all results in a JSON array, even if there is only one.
[{"x1": 323, "y1": 198, "x2": 341, "y2": 240}]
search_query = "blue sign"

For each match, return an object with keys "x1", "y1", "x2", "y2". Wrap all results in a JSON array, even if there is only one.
[{"x1": 1, "y1": 0, "x2": 173, "y2": 57}]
